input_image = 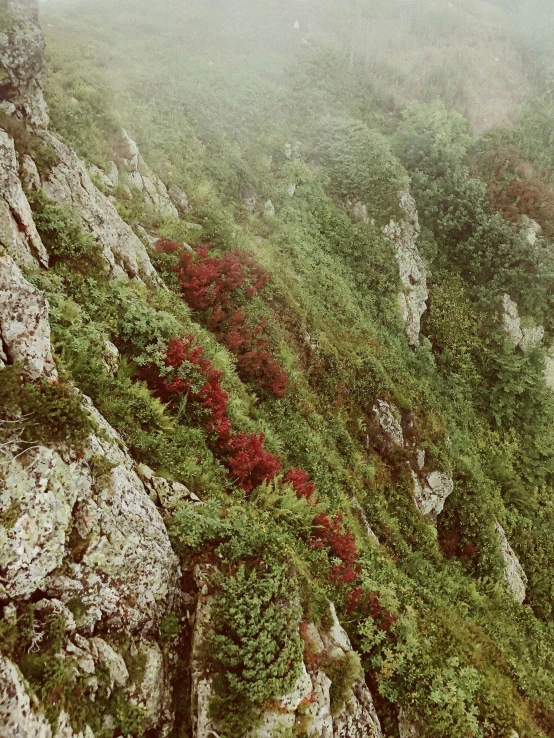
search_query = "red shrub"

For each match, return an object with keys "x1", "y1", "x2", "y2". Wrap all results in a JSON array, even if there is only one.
[
  {"x1": 312, "y1": 513, "x2": 361, "y2": 584},
  {"x1": 144, "y1": 335, "x2": 231, "y2": 441},
  {"x1": 155, "y1": 238, "x2": 181, "y2": 253},
  {"x1": 224, "y1": 431, "x2": 282, "y2": 494},
  {"x1": 284, "y1": 468, "x2": 316, "y2": 500},
  {"x1": 178, "y1": 245, "x2": 269, "y2": 311}
]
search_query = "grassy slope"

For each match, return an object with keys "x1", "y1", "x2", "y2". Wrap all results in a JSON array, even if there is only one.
[{"x1": 13, "y1": 1, "x2": 554, "y2": 736}]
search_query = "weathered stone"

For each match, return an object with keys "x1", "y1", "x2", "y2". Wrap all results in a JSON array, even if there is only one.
[
  {"x1": 398, "y1": 707, "x2": 419, "y2": 738},
  {"x1": 523, "y1": 217, "x2": 541, "y2": 246},
  {"x1": 20, "y1": 154, "x2": 40, "y2": 192},
  {"x1": 413, "y1": 470, "x2": 454, "y2": 518},
  {"x1": 0, "y1": 130, "x2": 48, "y2": 266},
  {"x1": 88, "y1": 164, "x2": 115, "y2": 193},
  {"x1": 495, "y1": 521, "x2": 527, "y2": 604},
  {"x1": 383, "y1": 190, "x2": 427, "y2": 347},
  {"x1": 114, "y1": 130, "x2": 178, "y2": 219},
  {"x1": 352, "y1": 201, "x2": 369, "y2": 224},
  {"x1": 373, "y1": 400, "x2": 404, "y2": 447},
  {"x1": 100, "y1": 339, "x2": 119, "y2": 375},
  {"x1": 91, "y1": 637, "x2": 129, "y2": 688},
  {"x1": 168, "y1": 184, "x2": 189, "y2": 213},
  {"x1": 263, "y1": 199, "x2": 275, "y2": 217},
  {"x1": 38, "y1": 130, "x2": 161, "y2": 283},
  {"x1": 334, "y1": 681, "x2": 382, "y2": 738},
  {"x1": 126, "y1": 642, "x2": 174, "y2": 732},
  {"x1": 0, "y1": 253, "x2": 57, "y2": 379},
  {"x1": 0, "y1": 0, "x2": 49, "y2": 127},
  {"x1": 501, "y1": 293, "x2": 544, "y2": 352},
  {"x1": 0, "y1": 653, "x2": 53, "y2": 738},
  {"x1": 287, "y1": 182, "x2": 297, "y2": 197}
]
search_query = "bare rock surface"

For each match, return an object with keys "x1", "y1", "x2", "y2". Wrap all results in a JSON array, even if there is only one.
[
  {"x1": 114, "y1": 129, "x2": 178, "y2": 219},
  {"x1": 495, "y1": 521, "x2": 527, "y2": 604},
  {"x1": 0, "y1": 0, "x2": 49, "y2": 126},
  {"x1": 373, "y1": 399, "x2": 404, "y2": 447},
  {"x1": 0, "y1": 129, "x2": 48, "y2": 266},
  {"x1": 0, "y1": 252, "x2": 57, "y2": 379},
  {"x1": 383, "y1": 190, "x2": 427, "y2": 347},
  {"x1": 37, "y1": 130, "x2": 160, "y2": 283},
  {"x1": 502, "y1": 293, "x2": 544, "y2": 352}
]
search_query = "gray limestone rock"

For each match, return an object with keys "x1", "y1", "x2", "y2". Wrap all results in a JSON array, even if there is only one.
[
  {"x1": 383, "y1": 190, "x2": 427, "y2": 347},
  {"x1": 0, "y1": 0, "x2": 49, "y2": 127},
  {"x1": 495, "y1": 521, "x2": 527, "y2": 604},
  {"x1": 37, "y1": 130, "x2": 161, "y2": 283},
  {"x1": 0, "y1": 129, "x2": 48, "y2": 266},
  {"x1": 0, "y1": 252, "x2": 57, "y2": 379}
]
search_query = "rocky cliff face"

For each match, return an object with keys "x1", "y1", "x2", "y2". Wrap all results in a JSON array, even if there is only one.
[{"x1": 0, "y1": 4, "x2": 389, "y2": 737}]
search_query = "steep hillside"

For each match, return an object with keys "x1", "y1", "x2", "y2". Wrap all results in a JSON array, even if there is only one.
[{"x1": 3, "y1": 1, "x2": 554, "y2": 738}]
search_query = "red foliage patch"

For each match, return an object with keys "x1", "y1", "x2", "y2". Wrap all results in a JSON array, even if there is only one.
[
  {"x1": 284, "y1": 468, "x2": 316, "y2": 500},
  {"x1": 172, "y1": 244, "x2": 288, "y2": 397},
  {"x1": 224, "y1": 431, "x2": 282, "y2": 493},
  {"x1": 311, "y1": 513, "x2": 361, "y2": 584},
  {"x1": 143, "y1": 335, "x2": 231, "y2": 441}
]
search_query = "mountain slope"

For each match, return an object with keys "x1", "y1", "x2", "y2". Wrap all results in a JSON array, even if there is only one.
[{"x1": 2, "y1": 1, "x2": 554, "y2": 738}]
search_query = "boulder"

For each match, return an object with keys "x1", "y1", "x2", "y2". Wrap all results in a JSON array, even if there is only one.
[
  {"x1": 0, "y1": 0, "x2": 49, "y2": 127},
  {"x1": 502, "y1": 294, "x2": 544, "y2": 352},
  {"x1": 412, "y1": 470, "x2": 454, "y2": 519},
  {"x1": 38, "y1": 130, "x2": 161, "y2": 283},
  {"x1": 168, "y1": 184, "x2": 189, "y2": 213},
  {"x1": 373, "y1": 400, "x2": 404, "y2": 447}
]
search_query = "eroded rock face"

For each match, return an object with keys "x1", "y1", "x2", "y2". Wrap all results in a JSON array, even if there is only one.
[
  {"x1": 412, "y1": 470, "x2": 454, "y2": 519},
  {"x1": 114, "y1": 129, "x2": 178, "y2": 219},
  {"x1": 38, "y1": 131, "x2": 161, "y2": 283},
  {"x1": 0, "y1": 129, "x2": 48, "y2": 266},
  {"x1": 383, "y1": 190, "x2": 428, "y2": 347},
  {"x1": 0, "y1": 252, "x2": 57, "y2": 379},
  {"x1": 0, "y1": 0, "x2": 49, "y2": 127},
  {"x1": 495, "y1": 521, "x2": 527, "y2": 604},
  {"x1": 373, "y1": 400, "x2": 404, "y2": 447},
  {"x1": 502, "y1": 294, "x2": 544, "y2": 352}
]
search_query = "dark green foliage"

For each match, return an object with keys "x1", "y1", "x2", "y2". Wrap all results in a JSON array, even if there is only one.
[
  {"x1": 207, "y1": 562, "x2": 303, "y2": 737},
  {"x1": 0, "y1": 365, "x2": 95, "y2": 447},
  {"x1": 313, "y1": 116, "x2": 407, "y2": 222}
]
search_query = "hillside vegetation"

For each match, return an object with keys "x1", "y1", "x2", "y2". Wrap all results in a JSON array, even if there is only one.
[{"x1": 3, "y1": 0, "x2": 554, "y2": 736}]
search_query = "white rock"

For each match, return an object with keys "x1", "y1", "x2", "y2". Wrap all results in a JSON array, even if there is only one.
[
  {"x1": 264, "y1": 199, "x2": 275, "y2": 217},
  {"x1": 0, "y1": 0, "x2": 49, "y2": 126},
  {"x1": 168, "y1": 184, "x2": 189, "y2": 213},
  {"x1": 413, "y1": 470, "x2": 454, "y2": 518},
  {"x1": 0, "y1": 653, "x2": 53, "y2": 738},
  {"x1": 495, "y1": 521, "x2": 527, "y2": 604},
  {"x1": 38, "y1": 130, "x2": 161, "y2": 283},
  {"x1": 100, "y1": 339, "x2": 119, "y2": 375},
  {"x1": 115, "y1": 130, "x2": 178, "y2": 219},
  {"x1": 333, "y1": 681, "x2": 382, "y2": 738},
  {"x1": 287, "y1": 182, "x2": 297, "y2": 197},
  {"x1": 501, "y1": 294, "x2": 544, "y2": 352},
  {"x1": 352, "y1": 201, "x2": 369, "y2": 224},
  {"x1": 91, "y1": 637, "x2": 129, "y2": 688},
  {"x1": 383, "y1": 190, "x2": 427, "y2": 347},
  {"x1": 126, "y1": 642, "x2": 173, "y2": 731},
  {"x1": 373, "y1": 400, "x2": 404, "y2": 447},
  {"x1": 0, "y1": 252, "x2": 57, "y2": 379},
  {"x1": 279, "y1": 663, "x2": 313, "y2": 711},
  {"x1": 0, "y1": 130, "x2": 48, "y2": 266},
  {"x1": 20, "y1": 155, "x2": 41, "y2": 192}
]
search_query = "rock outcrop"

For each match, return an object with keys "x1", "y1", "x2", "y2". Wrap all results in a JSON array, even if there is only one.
[
  {"x1": 37, "y1": 131, "x2": 160, "y2": 283},
  {"x1": 0, "y1": 252, "x2": 57, "y2": 379},
  {"x1": 114, "y1": 129, "x2": 178, "y2": 219},
  {"x1": 412, "y1": 470, "x2": 454, "y2": 519},
  {"x1": 0, "y1": 0, "x2": 49, "y2": 126},
  {"x1": 373, "y1": 400, "x2": 404, "y2": 447},
  {"x1": 383, "y1": 190, "x2": 428, "y2": 347},
  {"x1": 501, "y1": 293, "x2": 544, "y2": 352},
  {"x1": 0, "y1": 129, "x2": 48, "y2": 266},
  {"x1": 494, "y1": 521, "x2": 527, "y2": 604}
]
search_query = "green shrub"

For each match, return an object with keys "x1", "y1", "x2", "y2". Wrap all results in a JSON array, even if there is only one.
[{"x1": 207, "y1": 561, "x2": 303, "y2": 737}]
